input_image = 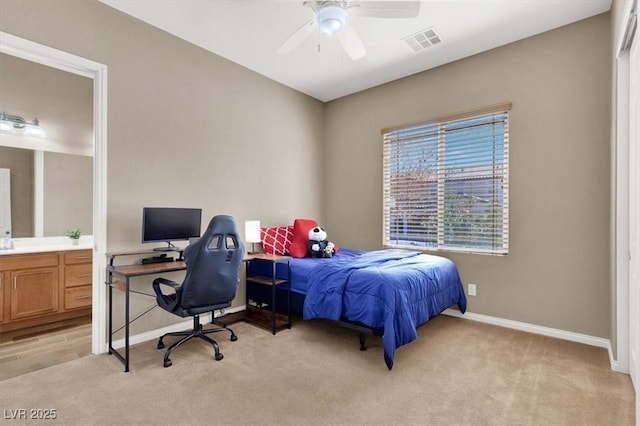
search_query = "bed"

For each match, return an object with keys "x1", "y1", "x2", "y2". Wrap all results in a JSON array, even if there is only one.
[{"x1": 247, "y1": 248, "x2": 466, "y2": 370}]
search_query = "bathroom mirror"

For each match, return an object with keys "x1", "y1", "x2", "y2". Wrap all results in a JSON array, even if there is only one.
[
  {"x1": 0, "y1": 53, "x2": 93, "y2": 238},
  {"x1": 0, "y1": 147, "x2": 92, "y2": 238}
]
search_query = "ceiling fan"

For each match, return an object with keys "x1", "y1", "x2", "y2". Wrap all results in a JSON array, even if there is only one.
[{"x1": 277, "y1": 1, "x2": 421, "y2": 61}]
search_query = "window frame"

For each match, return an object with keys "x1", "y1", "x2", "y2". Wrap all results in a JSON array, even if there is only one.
[{"x1": 381, "y1": 103, "x2": 511, "y2": 256}]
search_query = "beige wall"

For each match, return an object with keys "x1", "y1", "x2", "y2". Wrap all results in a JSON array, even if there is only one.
[
  {"x1": 0, "y1": 0, "x2": 325, "y2": 333},
  {"x1": 324, "y1": 14, "x2": 612, "y2": 338},
  {"x1": 0, "y1": 1, "x2": 617, "y2": 341},
  {"x1": 43, "y1": 151, "x2": 93, "y2": 236}
]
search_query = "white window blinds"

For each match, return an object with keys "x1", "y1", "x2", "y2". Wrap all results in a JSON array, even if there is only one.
[{"x1": 382, "y1": 103, "x2": 511, "y2": 255}]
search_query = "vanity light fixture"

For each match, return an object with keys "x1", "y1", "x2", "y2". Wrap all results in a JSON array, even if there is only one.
[{"x1": 0, "y1": 111, "x2": 46, "y2": 138}]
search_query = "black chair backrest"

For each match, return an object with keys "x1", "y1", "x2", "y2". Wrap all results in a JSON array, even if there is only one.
[{"x1": 179, "y1": 215, "x2": 245, "y2": 310}]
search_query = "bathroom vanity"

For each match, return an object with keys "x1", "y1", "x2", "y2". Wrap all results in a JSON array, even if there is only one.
[{"x1": 0, "y1": 244, "x2": 92, "y2": 332}]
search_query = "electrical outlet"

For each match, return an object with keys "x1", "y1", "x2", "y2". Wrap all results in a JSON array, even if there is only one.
[{"x1": 468, "y1": 283, "x2": 477, "y2": 296}]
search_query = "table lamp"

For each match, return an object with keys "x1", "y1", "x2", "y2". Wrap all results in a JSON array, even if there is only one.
[{"x1": 244, "y1": 220, "x2": 261, "y2": 254}]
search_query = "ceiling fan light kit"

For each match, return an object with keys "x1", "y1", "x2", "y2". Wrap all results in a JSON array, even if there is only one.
[
  {"x1": 316, "y1": 6, "x2": 347, "y2": 34},
  {"x1": 279, "y1": 1, "x2": 421, "y2": 60}
]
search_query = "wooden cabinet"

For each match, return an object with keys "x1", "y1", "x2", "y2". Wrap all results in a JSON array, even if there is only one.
[
  {"x1": 0, "y1": 249, "x2": 92, "y2": 332},
  {"x1": 1, "y1": 252, "x2": 59, "y2": 323},
  {"x1": 64, "y1": 286, "x2": 92, "y2": 310},
  {"x1": 64, "y1": 250, "x2": 92, "y2": 265},
  {"x1": 10, "y1": 267, "x2": 59, "y2": 320},
  {"x1": 63, "y1": 249, "x2": 92, "y2": 310}
]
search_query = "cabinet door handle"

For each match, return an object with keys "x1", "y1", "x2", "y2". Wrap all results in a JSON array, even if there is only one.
[
  {"x1": 76, "y1": 274, "x2": 92, "y2": 278},
  {"x1": 75, "y1": 295, "x2": 92, "y2": 300},
  {"x1": 75, "y1": 256, "x2": 91, "y2": 260},
  {"x1": 13, "y1": 276, "x2": 17, "y2": 290},
  {"x1": 0, "y1": 276, "x2": 2, "y2": 290}
]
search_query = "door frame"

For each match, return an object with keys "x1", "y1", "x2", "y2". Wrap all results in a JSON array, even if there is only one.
[
  {"x1": 0, "y1": 32, "x2": 108, "y2": 354},
  {"x1": 616, "y1": 34, "x2": 631, "y2": 375},
  {"x1": 626, "y1": 7, "x2": 640, "y2": 417}
]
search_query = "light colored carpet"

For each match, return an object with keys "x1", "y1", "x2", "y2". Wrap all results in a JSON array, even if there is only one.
[{"x1": 0, "y1": 315, "x2": 634, "y2": 425}]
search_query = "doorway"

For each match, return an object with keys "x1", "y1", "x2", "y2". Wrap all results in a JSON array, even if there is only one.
[{"x1": 0, "y1": 32, "x2": 108, "y2": 355}]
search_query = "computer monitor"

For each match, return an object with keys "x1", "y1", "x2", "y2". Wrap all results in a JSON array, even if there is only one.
[{"x1": 141, "y1": 207, "x2": 202, "y2": 251}]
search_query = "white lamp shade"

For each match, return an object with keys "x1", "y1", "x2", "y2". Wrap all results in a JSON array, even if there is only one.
[{"x1": 245, "y1": 220, "x2": 261, "y2": 243}]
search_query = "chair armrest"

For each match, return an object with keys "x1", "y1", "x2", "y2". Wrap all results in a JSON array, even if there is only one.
[
  {"x1": 153, "y1": 278, "x2": 181, "y2": 312},
  {"x1": 152, "y1": 277, "x2": 180, "y2": 296},
  {"x1": 153, "y1": 277, "x2": 180, "y2": 292}
]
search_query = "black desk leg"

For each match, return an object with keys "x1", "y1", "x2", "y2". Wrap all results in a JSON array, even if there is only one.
[
  {"x1": 108, "y1": 276, "x2": 113, "y2": 354},
  {"x1": 125, "y1": 278, "x2": 130, "y2": 372},
  {"x1": 106, "y1": 274, "x2": 129, "y2": 372}
]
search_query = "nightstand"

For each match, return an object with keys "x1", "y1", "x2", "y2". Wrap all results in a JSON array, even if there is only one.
[{"x1": 244, "y1": 253, "x2": 291, "y2": 334}]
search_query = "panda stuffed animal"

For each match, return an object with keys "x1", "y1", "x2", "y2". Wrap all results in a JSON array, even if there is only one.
[{"x1": 307, "y1": 226, "x2": 335, "y2": 258}]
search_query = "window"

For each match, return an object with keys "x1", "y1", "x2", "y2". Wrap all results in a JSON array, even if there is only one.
[{"x1": 382, "y1": 103, "x2": 510, "y2": 255}]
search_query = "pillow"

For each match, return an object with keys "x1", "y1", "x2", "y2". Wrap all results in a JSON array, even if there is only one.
[
  {"x1": 289, "y1": 218, "x2": 318, "y2": 258},
  {"x1": 260, "y1": 226, "x2": 293, "y2": 255}
]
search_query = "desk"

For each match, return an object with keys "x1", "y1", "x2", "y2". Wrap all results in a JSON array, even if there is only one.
[
  {"x1": 107, "y1": 250, "x2": 261, "y2": 372},
  {"x1": 106, "y1": 250, "x2": 186, "y2": 372}
]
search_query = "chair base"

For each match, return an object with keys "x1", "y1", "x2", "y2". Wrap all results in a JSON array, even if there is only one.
[{"x1": 157, "y1": 314, "x2": 237, "y2": 367}]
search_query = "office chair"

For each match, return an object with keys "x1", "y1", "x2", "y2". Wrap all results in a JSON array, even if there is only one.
[{"x1": 152, "y1": 215, "x2": 245, "y2": 367}]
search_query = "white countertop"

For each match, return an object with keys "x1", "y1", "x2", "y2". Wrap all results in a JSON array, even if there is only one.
[{"x1": 0, "y1": 236, "x2": 93, "y2": 255}]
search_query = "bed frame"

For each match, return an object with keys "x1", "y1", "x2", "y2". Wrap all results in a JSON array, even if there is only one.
[
  {"x1": 247, "y1": 282, "x2": 382, "y2": 350},
  {"x1": 287, "y1": 289, "x2": 383, "y2": 351}
]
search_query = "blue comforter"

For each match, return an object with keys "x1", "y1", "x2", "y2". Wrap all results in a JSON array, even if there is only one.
[{"x1": 302, "y1": 249, "x2": 466, "y2": 369}]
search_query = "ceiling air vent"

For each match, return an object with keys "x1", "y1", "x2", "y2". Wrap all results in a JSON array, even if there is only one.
[{"x1": 403, "y1": 28, "x2": 442, "y2": 52}]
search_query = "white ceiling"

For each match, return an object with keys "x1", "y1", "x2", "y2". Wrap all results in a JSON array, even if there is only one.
[{"x1": 101, "y1": 0, "x2": 612, "y2": 102}]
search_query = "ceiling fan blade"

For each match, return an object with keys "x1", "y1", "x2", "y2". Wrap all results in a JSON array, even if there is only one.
[
  {"x1": 337, "y1": 22, "x2": 366, "y2": 60},
  {"x1": 278, "y1": 18, "x2": 317, "y2": 54},
  {"x1": 351, "y1": 1, "x2": 420, "y2": 19}
]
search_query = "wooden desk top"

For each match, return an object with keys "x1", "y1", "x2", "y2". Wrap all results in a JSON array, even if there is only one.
[
  {"x1": 108, "y1": 260, "x2": 187, "y2": 278},
  {"x1": 106, "y1": 251, "x2": 290, "y2": 279}
]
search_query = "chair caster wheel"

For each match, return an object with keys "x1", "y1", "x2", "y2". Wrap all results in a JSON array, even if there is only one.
[
  {"x1": 215, "y1": 353, "x2": 224, "y2": 361},
  {"x1": 164, "y1": 359, "x2": 172, "y2": 368},
  {"x1": 157, "y1": 341, "x2": 165, "y2": 349},
  {"x1": 230, "y1": 334, "x2": 238, "y2": 342}
]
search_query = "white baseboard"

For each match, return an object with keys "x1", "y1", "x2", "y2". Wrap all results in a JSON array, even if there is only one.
[
  {"x1": 111, "y1": 306, "x2": 622, "y2": 372},
  {"x1": 442, "y1": 309, "x2": 620, "y2": 371},
  {"x1": 110, "y1": 305, "x2": 246, "y2": 350}
]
